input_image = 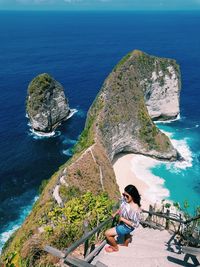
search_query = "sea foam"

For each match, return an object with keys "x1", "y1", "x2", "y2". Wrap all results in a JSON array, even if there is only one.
[
  {"x1": 27, "y1": 108, "x2": 78, "y2": 139},
  {"x1": 29, "y1": 129, "x2": 59, "y2": 139},
  {"x1": 62, "y1": 149, "x2": 73, "y2": 156},
  {"x1": 0, "y1": 196, "x2": 38, "y2": 253},
  {"x1": 130, "y1": 122, "x2": 193, "y2": 204},
  {"x1": 62, "y1": 138, "x2": 77, "y2": 145},
  {"x1": 131, "y1": 155, "x2": 170, "y2": 203},
  {"x1": 67, "y1": 108, "x2": 78, "y2": 119},
  {"x1": 155, "y1": 113, "x2": 181, "y2": 124},
  {"x1": 160, "y1": 129, "x2": 193, "y2": 170}
]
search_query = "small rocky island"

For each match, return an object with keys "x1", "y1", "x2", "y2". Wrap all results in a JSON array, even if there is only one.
[{"x1": 26, "y1": 73, "x2": 70, "y2": 133}]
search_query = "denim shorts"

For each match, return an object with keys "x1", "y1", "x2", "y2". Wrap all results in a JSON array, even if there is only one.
[{"x1": 116, "y1": 222, "x2": 134, "y2": 236}]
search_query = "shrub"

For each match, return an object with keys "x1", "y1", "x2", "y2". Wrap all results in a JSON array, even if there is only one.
[{"x1": 41, "y1": 191, "x2": 114, "y2": 249}]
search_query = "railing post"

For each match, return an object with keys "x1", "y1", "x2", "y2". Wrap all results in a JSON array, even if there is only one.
[
  {"x1": 165, "y1": 209, "x2": 170, "y2": 230},
  {"x1": 83, "y1": 220, "x2": 89, "y2": 257},
  {"x1": 147, "y1": 205, "x2": 153, "y2": 222}
]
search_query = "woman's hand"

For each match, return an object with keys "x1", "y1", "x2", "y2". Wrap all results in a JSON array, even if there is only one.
[
  {"x1": 118, "y1": 216, "x2": 124, "y2": 222},
  {"x1": 112, "y1": 209, "x2": 120, "y2": 218}
]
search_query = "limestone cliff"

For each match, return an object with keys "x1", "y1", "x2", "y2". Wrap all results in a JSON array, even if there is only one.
[
  {"x1": 1, "y1": 51, "x2": 181, "y2": 266},
  {"x1": 134, "y1": 50, "x2": 181, "y2": 121},
  {"x1": 26, "y1": 73, "x2": 70, "y2": 133},
  {"x1": 86, "y1": 50, "x2": 180, "y2": 161}
]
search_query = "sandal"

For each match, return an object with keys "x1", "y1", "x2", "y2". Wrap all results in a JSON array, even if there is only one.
[{"x1": 105, "y1": 245, "x2": 118, "y2": 253}]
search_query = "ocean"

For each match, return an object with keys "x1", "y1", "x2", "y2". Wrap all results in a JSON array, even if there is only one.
[{"x1": 0, "y1": 11, "x2": 200, "y2": 251}]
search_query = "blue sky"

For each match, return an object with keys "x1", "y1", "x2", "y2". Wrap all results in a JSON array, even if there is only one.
[{"x1": 0, "y1": 0, "x2": 200, "y2": 11}]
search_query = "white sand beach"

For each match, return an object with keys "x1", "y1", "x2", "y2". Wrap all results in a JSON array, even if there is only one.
[{"x1": 113, "y1": 153, "x2": 170, "y2": 210}]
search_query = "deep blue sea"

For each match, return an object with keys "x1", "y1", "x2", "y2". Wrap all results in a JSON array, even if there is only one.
[{"x1": 0, "y1": 11, "x2": 200, "y2": 251}]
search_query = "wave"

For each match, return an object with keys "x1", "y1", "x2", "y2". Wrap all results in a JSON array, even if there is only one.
[
  {"x1": 29, "y1": 129, "x2": 61, "y2": 139},
  {"x1": 160, "y1": 129, "x2": 193, "y2": 170},
  {"x1": 67, "y1": 108, "x2": 78, "y2": 119},
  {"x1": 131, "y1": 155, "x2": 170, "y2": 203},
  {"x1": 130, "y1": 124, "x2": 194, "y2": 205},
  {"x1": 62, "y1": 148, "x2": 73, "y2": 156},
  {"x1": 185, "y1": 124, "x2": 199, "y2": 130},
  {"x1": 62, "y1": 138, "x2": 77, "y2": 145},
  {"x1": 155, "y1": 113, "x2": 181, "y2": 124},
  {"x1": 27, "y1": 108, "x2": 78, "y2": 139},
  {"x1": 0, "y1": 196, "x2": 38, "y2": 253}
]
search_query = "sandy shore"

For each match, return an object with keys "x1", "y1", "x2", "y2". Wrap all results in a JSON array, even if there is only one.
[
  {"x1": 113, "y1": 153, "x2": 151, "y2": 210},
  {"x1": 113, "y1": 153, "x2": 183, "y2": 217}
]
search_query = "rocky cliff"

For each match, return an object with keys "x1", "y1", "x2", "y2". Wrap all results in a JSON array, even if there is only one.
[
  {"x1": 26, "y1": 73, "x2": 70, "y2": 133},
  {"x1": 1, "y1": 50, "x2": 181, "y2": 266},
  {"x1": 134, "y1": 50, "x2": 181, "y2": 121},
  {"x1": 78, "y1": 50, "x2": 180, "y2": 162}
]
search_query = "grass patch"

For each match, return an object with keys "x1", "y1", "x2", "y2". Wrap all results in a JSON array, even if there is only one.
[{"x1": 113, "y1": 51, "x2": 132, "y2": 71}]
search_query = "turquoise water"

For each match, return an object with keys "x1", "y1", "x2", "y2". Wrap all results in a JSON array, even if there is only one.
[{"x1": 152, "y1": 120, "x2": 200, "y2": 214}]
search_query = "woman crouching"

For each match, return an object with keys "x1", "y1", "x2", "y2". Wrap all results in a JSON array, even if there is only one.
[{"x1": 105, "y1": 184, "x2": 142, "y2": 253}]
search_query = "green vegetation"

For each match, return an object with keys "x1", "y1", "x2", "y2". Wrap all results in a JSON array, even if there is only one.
[
  {"x1": 113, "y1": 51, "x2": 132, "y2": 71},
  {"x1": 40, "y1": 191, "x2": 114, "y2": 249},
  {"x1": 3, "y1": 251, "x2": 17, "y2": 267},
  {"x1": 28, "y1": 73, "x2": 52, "y2": 95},
  {"x1": 72, "y1": 114, "x2": 95, "y2": 154},
  {"x1": 136, "y1": 51, "x2": 179, "y2": 87},
  {"x1": 59, "y1": 185, "x2": 81, "y2": 202},
  {"x1": 38, "y1": 179, "x2": 49, "y2": 195},
  {"x1": 138, "y1": 109, "x2": 159, "y2": 150},
  {"x1": 26, "y1": 73, "x2": 53, "y2": 115},
  {"x1": 137, "y1": 52, "x2": 155, "y2": 71},
  {"x1": 72, "y1": 96, "x2": 104, "y2": 155},
  {"x1": 138, "y1": 107, "x2": 171, "y2": 151},
  {"x1": 2, "y1": 190, "x2": 114, "y2": 266}
]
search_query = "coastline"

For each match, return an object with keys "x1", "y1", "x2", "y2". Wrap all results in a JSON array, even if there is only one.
[
  {"x1": 113, "y1": 153, "x2": 170, "y2": 210},
  {"x1": 28, "y1": 108, "x2": 78, "y2": 139}
]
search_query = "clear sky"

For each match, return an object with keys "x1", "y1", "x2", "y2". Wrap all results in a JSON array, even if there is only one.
[{"x1": 0, "y1": 0, "x2": 200, "y2": 11}]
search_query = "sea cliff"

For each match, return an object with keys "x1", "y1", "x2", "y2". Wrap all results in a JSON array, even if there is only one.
[
  {"x1": 26, "y1": 73, "x2": 70, "y2": 133},
  {"x1": 1, "y1": 50, "x2": 181, "y2": 266}
]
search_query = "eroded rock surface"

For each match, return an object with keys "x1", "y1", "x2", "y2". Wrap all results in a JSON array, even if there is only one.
[
  {"x1": 136, "y1": 51, "x2": 181, "y2": 121},
  {"x1": 91, "y1": 50, "x2": 181, "y2": 161},
  {"x1": 26, "y1": 73, "x2": 70, "y2": 133}
]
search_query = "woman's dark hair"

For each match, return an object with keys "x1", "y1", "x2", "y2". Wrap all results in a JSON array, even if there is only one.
[{"x1": 124, "y1": 184, "x2": 141, "y2": 207}]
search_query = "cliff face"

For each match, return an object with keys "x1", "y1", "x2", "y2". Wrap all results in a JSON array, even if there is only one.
[
  {"x1": 134, "y1": 51, "x2": 181, "y2": 121},
  {"x1": 1, "y1": 51, "x2": 181, "y2": 266},
  {"x1": 26, "y1": 73, "x2": 70, "y2": 133},
  {"x1": 93, "y1": 50, "x2": 180, "y2": 161}
]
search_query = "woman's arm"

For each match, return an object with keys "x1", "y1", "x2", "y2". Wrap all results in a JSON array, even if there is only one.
[
  {"x1": 119, "y1": 211, "x2": 141, "y2": 228},
  {"x1": 119, "y1": 216, "x2": 134, "y2": 227},
  {"x1": 112, "y1": 209, "x2": 120, "y2": 218}
]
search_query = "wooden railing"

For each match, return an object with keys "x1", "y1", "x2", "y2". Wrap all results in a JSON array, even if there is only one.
[
  {"x1": 142, "y1": 206, "x2": 200, "y2": 243},
  {"x1": 44, "y1": 205, "x2": 200, "y2": 267},
  {"x1": 45, "y1": 216, "x2": 115, "y2": 267}
]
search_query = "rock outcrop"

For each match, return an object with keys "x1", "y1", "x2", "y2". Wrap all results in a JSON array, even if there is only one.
[
  {"x1": 1, "y1": 50, "x2": 181, "y2": 266},
  {"x1": 134, "y1": 50, "x2": 181, "y2": 121},
  {"x1": 26, "y1": 73, "x2": 70, "y2": 133},
  {"x1": 84, "y1": 50, "x2": 180, "y2": 161}
]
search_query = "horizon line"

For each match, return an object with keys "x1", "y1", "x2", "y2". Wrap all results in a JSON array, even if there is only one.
[{"x1": 0, "y1": 9, "x2": 200, "y2": 12}]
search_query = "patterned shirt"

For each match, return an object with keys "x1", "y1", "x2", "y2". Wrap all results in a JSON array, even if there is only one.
[{"x1": 119, "y1": 198, "x2": 141, "y2": 228}]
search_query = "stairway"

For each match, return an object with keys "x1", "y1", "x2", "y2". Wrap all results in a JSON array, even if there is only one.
[{"x1": 92, "y1": 227, "x2": 199, "y2": 267}]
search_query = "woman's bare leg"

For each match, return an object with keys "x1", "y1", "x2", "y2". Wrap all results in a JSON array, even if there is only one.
[
  {"x1": 124, "y1": 234, "x2": 132, "y2": 247},
  {"x1": 105, "y1": 227, "x2": 119, "y2": 250}
]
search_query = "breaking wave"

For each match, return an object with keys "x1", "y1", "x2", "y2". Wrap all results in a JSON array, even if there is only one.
[
  {"x1": 0, "y1": 196, "x2": 38, "y2": 253},
  {"x1": 27, "y1": 108, "x2": 78, "y2": 139}
]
